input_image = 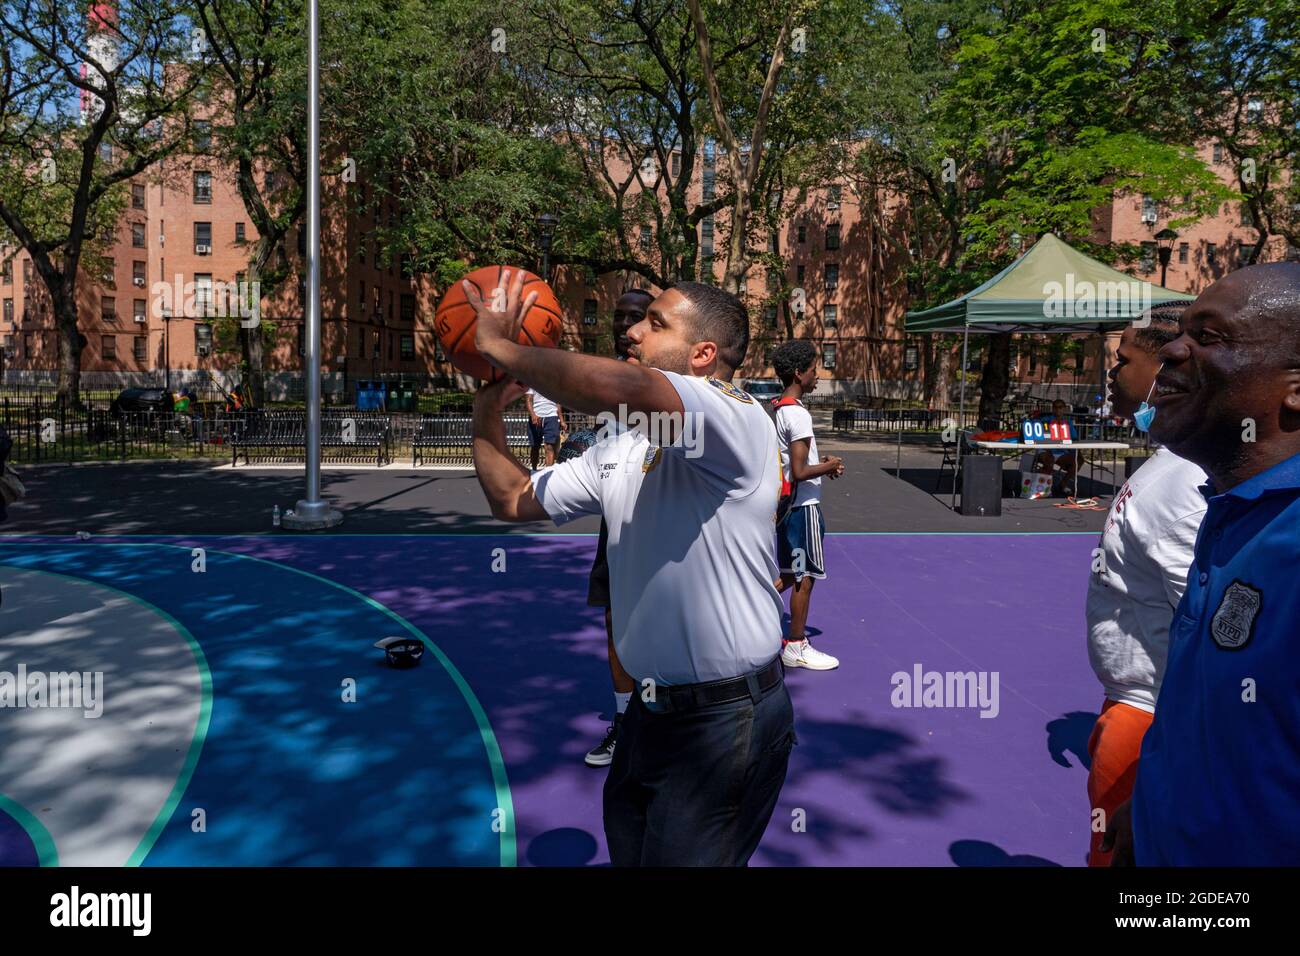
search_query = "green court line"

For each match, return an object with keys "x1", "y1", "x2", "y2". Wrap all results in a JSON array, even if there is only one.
[
  {"x1": 0, "y1": 564, "x2": 213, "y2": 868},
  {"x1": 0, "y1": 791, "x2": 59, "y2": 867},
  {"x1": 7, "y1": 542, "x2": 516, "y2": 868}
]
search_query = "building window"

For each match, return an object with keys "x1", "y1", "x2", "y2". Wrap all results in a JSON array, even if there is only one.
[
  {"x1": 400, "y1": 294, "x2": 415, "y2": 323},
  {"x1": 358, "y1": 233, "x2": 366, "y2": 264},
  {"x1": 388, "y1": 330, "x2": 394, "y2": 360},
  {"x1": 1247, "y1": 98, "x2": 1263, "y2": 124},
  {"x1": 1178, "y1": 242, "x2": 1189, "y2": 264},
  {"x1": 763, "y1": 305, "x2": 777, "y2": 328},
  {"x1": 236, "y1": 222, "x2": 245, "y2": 243},
  {"x1": 671, "y1": 152, "x2": 681, "y2": 177},
  {"x1": 822, "y1": 343, "x2": 836, "y2": 370},
  {"x1": 98, "y1": 334, "x2": 116, "y2": 360},
  {"x1": 700, "y1": 217, "x2": 714, "y2": 257},
  {"x1": 796, "y1": 264, "x2": 805, "y2": 284},
  {"x1": 196, "y1": 323, "x2": 212, "y2": 355},
  {"x1": 194, "y1": 222, "x2": 212, "y2": 252},
  {"x1": 824, "y1": 262, "x2": 839, "y2": 291},
  {"x1": 640, "y1": 225, "x2": 652, "y2": 252},
  {"x1": 702, "y1": 169, "x2": 715, "y2": 201},
  {"x1": 827, "y1": 184, "x2": 842, "y2": 204},
  {"x1": 703, "y1": 141, "x2": 714, "y2": 170},
  {"x1": 1237, "y1": 241, "x2": 1253, "y2": 267},
  {"x1": 769, "y1": 233, "x2": 779, "y2": 254},
  {"x1": 132, "y1": 183, "x2": 145, "y2": 209},
  {"x1": 582, "y1": 338, "x2": 596, "y2": 354},
  {"x1": 1212, "y1": 143, "x2": 1223, "y2": 164},
  {"x1": 359, "y1": 281, "x2": 366, "y2": 309},
  {"x1": 133, "y1": 335, "x2": 147, "y2": 363},
  {"x1": 3, "y1": 299, "x2": 12, "y2": 324},
  {"x1": 133, "y1": 299, "x2": 146, "y2": 322},
  {"x1": 904, "y1": 345, "x2": 919, "y2": 372},
  {"x1": 132, "y1": 261, "x2": 145, "y2": 286},
  {"x1": 100, "y1": 258, "x2": 115, "y2": 284},
  {"x1": 23, "y1": 332, "x2": 33, "y2": 358},
  {"x1": 400, "y1": 333, "x2": 414, "y2": 360},
  {"x1": 825, "y1": 223, "x2": 840, "y2": 251},
  {"x1": 193, "y1": 171, "x2": 212, "y2": 203},
  {"x1": 1141, "y1": 194, "x2": 1158, "y2": 222},
  {"x1": 1241, "y1": 204, "x2": 1254, "y2": 228},
  {"x1": 582, "y1": 299, "x2": 598, "y2": 325},
  {"x1": 824, "y1": 304, "x2": 837, "y2": 328},
  {"x1": 798, "y1": 224, "x2": 806, "y2": 244},
  {"x1": 192, "y1": 119, "x2": 212, "y2": 151},
  {"x1": 100, "y1": 295, "x2": 116, "y2": 323},
  {"x1": 1139, "y1": 241, "x2": 1156, "y2": 273},
  {"x1": 194, "y1": 274, "x2": 213, "y2": 316},
  {"x1": 373, "y1": 331, "x2": 381, "y2": 358},
  {"x1": 1206, "y1": 242, "x2": 1217, "y2": 265},
  {"x1": 132, "y1": 222, "x2": 146, "y2": 248}
]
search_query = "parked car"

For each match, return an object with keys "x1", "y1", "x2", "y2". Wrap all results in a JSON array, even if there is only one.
[
  {"x1": 743, "y1": 379, "x2": 784, "y2": 403},
  {"x1": 109, "y1": 387, "x2": 170, "y2": 416}
]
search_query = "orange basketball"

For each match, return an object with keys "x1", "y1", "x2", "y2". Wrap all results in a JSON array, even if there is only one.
[{"x1": 434, "y1": 266, "x2": 564, "y2": 381}]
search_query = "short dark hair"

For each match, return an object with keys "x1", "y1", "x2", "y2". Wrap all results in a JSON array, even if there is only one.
[
  {"x1": 1134, "y1": 300, "x2": 1187, "y2": 354},
  {"x1": 771, "y1": 339, "x2": 817, "y2": 385},
  {"x1": 619, "y1": 287, "x2": 654, "y2": 303},
  {"x1": 670, "y1": 281, "x2": 750, "y2": 372}
]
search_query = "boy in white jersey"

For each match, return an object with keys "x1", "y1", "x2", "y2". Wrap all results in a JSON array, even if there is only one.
[
  {"x1": 465, "y1": 271, "x2": 793, "y2": 866},
  {"x1": 1086, "y1": 301, "x2": 1206, "y2": 866},
  {"x1": 770, "y1": 340, "x2": 844, "y2": 670}
]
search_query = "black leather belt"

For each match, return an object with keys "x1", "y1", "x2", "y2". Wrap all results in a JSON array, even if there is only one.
[{"x1": 639, "y1": 657, "x2": 784, "y2": 714}]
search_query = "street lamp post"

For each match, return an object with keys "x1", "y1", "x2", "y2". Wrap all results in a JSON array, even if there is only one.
[
  {"x1": 537, "y1": 213, "x2": 558, "y2": 281},
  {"x1": 1155, "y1": 228, "x2": 1179, "y2": 288},
  {"x1": 282, "y1": 0, "x2": 342, "y2": 531}
]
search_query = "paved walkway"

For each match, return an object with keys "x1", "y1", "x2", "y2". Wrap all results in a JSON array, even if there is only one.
[{"x1": 2, "y1": 446, "x2": 1113, "y2": 536}]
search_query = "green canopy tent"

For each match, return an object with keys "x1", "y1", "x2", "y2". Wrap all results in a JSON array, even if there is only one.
[{"x1": 904, "y1": 233, "x2": 1194, "y2": 430}]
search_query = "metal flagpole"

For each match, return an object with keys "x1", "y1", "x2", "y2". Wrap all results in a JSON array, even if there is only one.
[{"x1": 283, "y1": 0, "x2": 341, "y2": 531}]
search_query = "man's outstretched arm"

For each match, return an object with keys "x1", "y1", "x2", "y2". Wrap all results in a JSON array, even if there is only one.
[
  {"x1": 465, "y1": 269, "x2": 684, "y2": 420},
  {"x1": 472, "y1": 380, "x2": 549, "y2": 522}
]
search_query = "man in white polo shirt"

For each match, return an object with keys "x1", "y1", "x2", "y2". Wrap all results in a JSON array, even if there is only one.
[
  {"x1": 465, "y1": 270, "x2": 793, "y2": 866},
  {"x1": 525, "y1": 387, "x2": 565, "y2": 470},
  {"x1": 1085, "y1": 301, "x2": 1207, "y2": 866}
]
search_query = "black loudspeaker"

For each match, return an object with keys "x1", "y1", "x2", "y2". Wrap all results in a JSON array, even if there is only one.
[
  {"x1": 960, "y1": 454, "x2": 1003, "y2": 517},
  {"x1": 1125, "y1": 454, "x2": 1150, "y2": 478}
]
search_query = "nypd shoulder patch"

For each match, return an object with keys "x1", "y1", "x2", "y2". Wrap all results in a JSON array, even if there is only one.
[
  {"x1": 707, "y1": 378, "x2": 754, "y2": 403},
  {"x1": 1210, "y1": 580, "x2": 1262, "y2": 650}
]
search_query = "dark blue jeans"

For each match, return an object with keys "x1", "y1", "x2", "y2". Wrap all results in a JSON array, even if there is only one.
[{"x1": 603, "y1": 674, "x2": 795, "y2": 866}]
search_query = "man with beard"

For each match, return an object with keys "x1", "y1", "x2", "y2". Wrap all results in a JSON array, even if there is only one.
[
  {"x1": 1084, "y1": 301, "x2": 1206, "y2": 867},
  {"x1": 584, "y1": 289, "x2": 653, "y2": 767},
  {"x1": 1103, "y1": 263, "x2": 1300, "y2": 866},
  {"x1": 467, "y1": 271, "x2": 792, "y2": 866}
]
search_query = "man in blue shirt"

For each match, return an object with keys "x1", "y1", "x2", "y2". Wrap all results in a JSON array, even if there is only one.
[{"x1": 1102, "y1": 262, "x2": 1300, "y2": 865}]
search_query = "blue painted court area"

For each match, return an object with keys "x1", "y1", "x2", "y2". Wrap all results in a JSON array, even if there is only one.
[
  {"x1": 0, "y1": 542, "x2": 510, "y2": 866},
  {"x1": 2, "y1": 532, "x2": 1103, "y2": 867}
]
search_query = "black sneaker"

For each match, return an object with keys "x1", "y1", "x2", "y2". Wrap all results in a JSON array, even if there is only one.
[{"x1": 584, "y1": 713, "x2": 622, "y2": 768}]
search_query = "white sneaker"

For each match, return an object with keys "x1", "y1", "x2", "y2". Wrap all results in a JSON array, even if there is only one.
[{"x1": 782, "y1": 639, "x2": 839, "y2": 671}]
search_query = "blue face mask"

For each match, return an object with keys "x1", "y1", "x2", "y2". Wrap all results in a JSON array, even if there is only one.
[{"x1": 1132, "y1": 367, "x2": 1161, "y2": 433}]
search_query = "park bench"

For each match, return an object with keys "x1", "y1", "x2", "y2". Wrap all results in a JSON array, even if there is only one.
[{"x1": 231, "y1": 410, "x2": 392, "y2": 466}]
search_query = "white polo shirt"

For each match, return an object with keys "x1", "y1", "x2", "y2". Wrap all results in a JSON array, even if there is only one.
[
  {"x1": 528, "y1": 389, "x2": 558, "y2": 419},
  {"x1": 774, "y1": 401, "x2": 821, "y2": 508},
  {"x1": 1086, "y1": 445, "x2": 1208, "y2": 712},
  {"x1": 532, "y1": 370, "x2": 784, "y2": 686}
]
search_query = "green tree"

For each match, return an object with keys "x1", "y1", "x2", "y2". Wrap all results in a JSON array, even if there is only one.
[{"x1": 0, "y1": 0, "x2": 207, "y2": 405}]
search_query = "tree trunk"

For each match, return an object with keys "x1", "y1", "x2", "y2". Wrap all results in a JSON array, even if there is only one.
[
  {"x1": 52, "y1": 284, "x2": 83, "y2": 408},
  {"x1": 242, "y1": 249, "x2": 270, "y2": 405},
  {"x1": 977, "y1": 332, "x2": 1011, "y2": 426}
]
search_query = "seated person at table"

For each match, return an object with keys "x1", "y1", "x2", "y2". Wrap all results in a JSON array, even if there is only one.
[{"x1": 1031, "y1": 400, "x2": 1079, "y2": 494}]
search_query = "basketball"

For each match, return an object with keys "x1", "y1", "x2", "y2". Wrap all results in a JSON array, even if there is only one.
[{"x1": 434, "y1": 266, "x2": 564, "y2": 381}]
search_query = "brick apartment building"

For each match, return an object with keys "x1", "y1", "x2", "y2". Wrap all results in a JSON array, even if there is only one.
[{"x1": 2, "y1": 127, "x2": 1291, "y2": 401}]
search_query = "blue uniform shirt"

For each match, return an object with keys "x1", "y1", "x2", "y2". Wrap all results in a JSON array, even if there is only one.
[{"x1": 1132, "y1": 450, "x2": 1300, "y2": 865}]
